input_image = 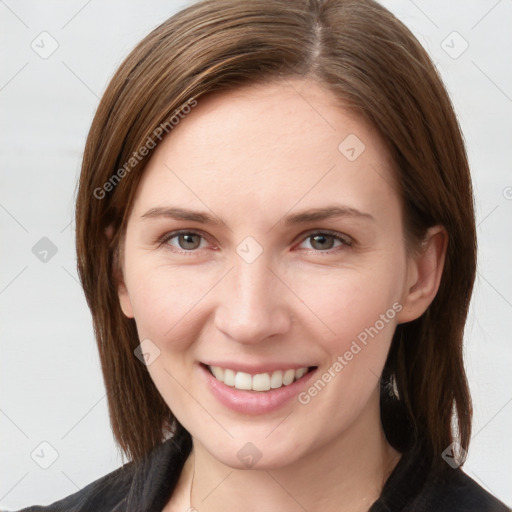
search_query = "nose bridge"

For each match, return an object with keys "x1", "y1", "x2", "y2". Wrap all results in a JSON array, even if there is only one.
[
  {"x1": 235, "y1": 256, "x2": 273, "y2": 311},
  {"x1": 214, "y1": 252, "x2": 290, "y2": 344}
]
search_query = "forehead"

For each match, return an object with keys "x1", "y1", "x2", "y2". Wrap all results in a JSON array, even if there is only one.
[{"x1": 129, "y1": 79, "x2": 399, "y2": 225}]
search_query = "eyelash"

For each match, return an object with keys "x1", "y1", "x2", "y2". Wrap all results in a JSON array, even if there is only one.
[{"x1": 156, "y1": 229, "x2": 353, "y2": 255}]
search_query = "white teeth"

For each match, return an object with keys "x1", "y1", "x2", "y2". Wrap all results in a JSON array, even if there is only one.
[
  {"x1": 282, "y1": 369, "x2": 295, "y2": 386},
  {"x1": 253, "y1": 373, "x2": 271, "y2": 391},
  {"x1": 270, "y1": 370, "x2": 283, "y2": 389},
  {"x1": 234, "y1": 371, "x2": 252, "y2": 390},
  {"x1": 295, "y1": 367, "x2": 306, "y2": 379},
  {"x1": 208, "y1": 365, "x2": 310, "y2": 392},
  {"x1": 223, "y1": 368, "x2": 235, "y2": 387},
  {"x1": 210, "y1": 366, "x2": 224, "y2": 381}
]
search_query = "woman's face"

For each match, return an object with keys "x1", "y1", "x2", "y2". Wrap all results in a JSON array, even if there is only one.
[{"x1": 117, "y1": 79, "x2": 420, "y2": 469}]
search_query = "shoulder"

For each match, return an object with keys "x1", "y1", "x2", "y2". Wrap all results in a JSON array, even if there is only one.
[
  {"x1": 373, "y1": 439, "x2": 510, "y2": 512},
  {"x1": 14, "y1": 460, "x2": 136, "y2": 512},
  {"x1": 411, "y1": 466, "x2": 510, "y2": 512},
  {"x1": 13, "y1": 431, "x2": 192, "y2": 512}
]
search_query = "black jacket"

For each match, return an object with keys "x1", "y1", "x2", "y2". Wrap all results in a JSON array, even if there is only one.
[{"x1": 15, "y1": 429, "x2": 510, "y2": 512}]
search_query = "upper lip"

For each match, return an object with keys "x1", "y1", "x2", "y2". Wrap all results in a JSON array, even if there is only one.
[{"x1": 201, "y1": 361, "x2": 317, "y2": 375}]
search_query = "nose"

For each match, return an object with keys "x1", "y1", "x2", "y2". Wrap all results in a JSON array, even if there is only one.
[{"x1": 214, "y1": 256, "x2": 292, "y2": 345}]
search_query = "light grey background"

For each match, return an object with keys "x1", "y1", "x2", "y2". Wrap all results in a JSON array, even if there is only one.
[{"x1": 1, "y1": 0, "x2": 511, "y2": 509}]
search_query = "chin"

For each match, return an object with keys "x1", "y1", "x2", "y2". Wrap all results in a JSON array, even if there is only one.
[{"x1": 209, "y1": 442, "x2": 306, "y2": 471}]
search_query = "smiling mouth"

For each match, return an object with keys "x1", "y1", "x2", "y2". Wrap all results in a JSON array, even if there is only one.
[{"x1": 205, "y1": 364, "x2": 317, "y2": 392}]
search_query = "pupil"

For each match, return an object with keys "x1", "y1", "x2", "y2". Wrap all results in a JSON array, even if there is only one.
[
  {"x1": 312, "y1": 234, "x2": 333, "y2": 250},
  {"x1": 180, "y1": 234, "x2": 199, "y2": 250},
  {"x1": 178, "y1": 234, "x2": 335, "y2": 251}
]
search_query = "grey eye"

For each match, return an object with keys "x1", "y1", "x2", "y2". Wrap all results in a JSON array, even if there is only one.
[
  {"x1": 305, "y1": 234, "x2": 342, "y2": 251},
  {"x1": 178, "y1": 233, "x2": 201, "y2": 250},
  {"x1": 167, "y1": 232, "x2": 205, "y2": 250}
]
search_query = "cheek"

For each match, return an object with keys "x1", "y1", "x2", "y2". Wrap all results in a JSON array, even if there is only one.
[
  {"x1": 289, "y1": 261, "x2": 403, "y2": 350},
  {"x1": 289, "y1": 268, "x2": 402, "y2": 435},
  {"x1": 287, "y1": 261, "x2": 404, "y2": 413},
  {"x1": 125, "y1": 259, "x2": 219, "y2": 345}
]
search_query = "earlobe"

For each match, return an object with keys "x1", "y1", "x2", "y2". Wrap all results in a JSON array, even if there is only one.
[{"x1": 396, "y1": 226, "x2": 448, "y2": 324}]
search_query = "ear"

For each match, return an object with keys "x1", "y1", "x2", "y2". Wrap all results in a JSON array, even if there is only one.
[
  {"x1": 396, "y1": 226, "x2": 448, "y2": 324},
  {"x1": 105, "y1": 223, "x2": 135, "y2": 319},
  {"x1": 117, "y1": 277, "x2": 135, "y2": 319}
]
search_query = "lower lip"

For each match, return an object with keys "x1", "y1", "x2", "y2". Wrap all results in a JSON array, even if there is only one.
[{"x1": 200, "y1": 364, "x2": 317, "y2": 415}]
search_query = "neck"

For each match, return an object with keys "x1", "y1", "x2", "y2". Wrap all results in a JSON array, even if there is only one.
[{"x1": 186, "y1": 392, "x2": 400, "y2": 512}]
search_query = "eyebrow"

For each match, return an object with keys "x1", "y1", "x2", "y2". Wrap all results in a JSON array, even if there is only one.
[
  {"x1": 140, "y1": 205, "x2": 375, "y2": 226},
  {"x1": 282, "y1": 206, "x2": 375, "y2": 225}
]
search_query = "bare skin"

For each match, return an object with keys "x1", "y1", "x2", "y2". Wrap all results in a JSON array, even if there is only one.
[{"x1": 116, "y1": 79, "x2": 447, "y2": 511}]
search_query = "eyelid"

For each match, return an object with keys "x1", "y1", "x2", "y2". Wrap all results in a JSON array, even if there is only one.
[
  {"x1": 158, "y1": 228, "x2": 353, "y2": 256},
  {"x1": 294, "y1": 229, "x2": 353, "y2": 251},
  {"x1": 157, "y1": 229, "x2": 215, "y2": 252}
]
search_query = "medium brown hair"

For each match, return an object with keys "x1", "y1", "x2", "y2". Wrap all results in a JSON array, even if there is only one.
[{"x1": 75, "y1": 0, "x2": 476, "y2": 464}]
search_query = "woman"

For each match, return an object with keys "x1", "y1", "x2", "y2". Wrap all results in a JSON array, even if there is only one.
[{"x1": 17, "y1": 0, "x2": 510, "y2": 510}]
